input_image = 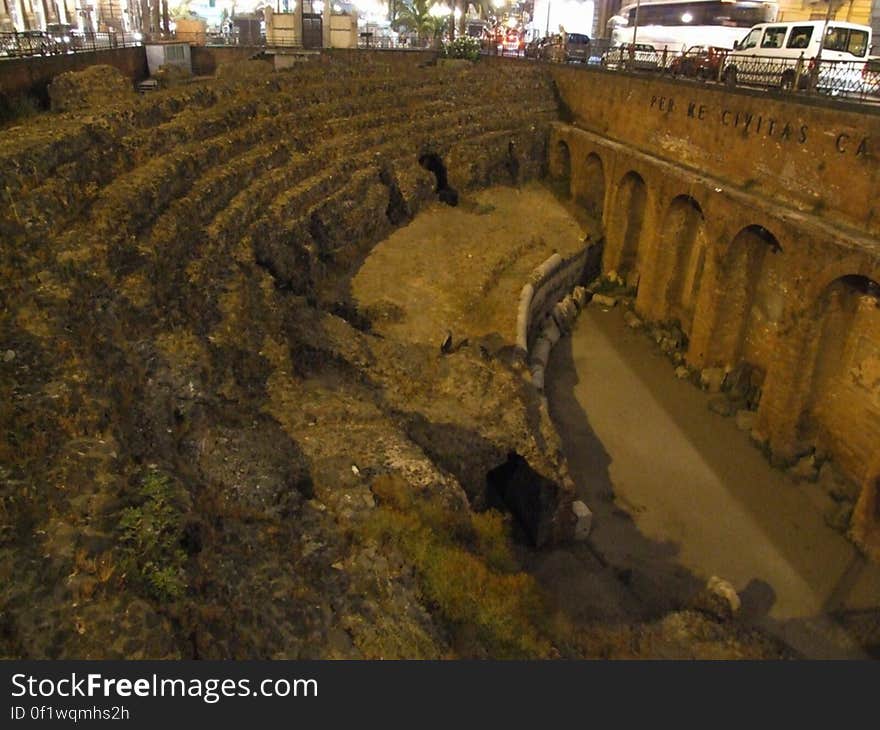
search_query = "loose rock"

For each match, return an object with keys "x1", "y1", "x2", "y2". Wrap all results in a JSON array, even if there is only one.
[
  {"x1": 818, "y1": 461, "x2": 861, "y2": 503},
  {"x1": 623, "y1": 310, "x2": 642, "y2": 329},
  {"x1": 591, "y1": 294, "x2": 617, "y2": 309},
  {"x1": 787, "y1": 453, "x2": 818, "y2": 482},
  {"x1": 572, "y1": 286, "x2": 589, "y2": 309},
  {"x1": 708, "y1": 395, "x2": 735, "y2": 417},
  {"x1": 735, "y1": 409, "x2": 757, "y2": 432},
  {"x1": 700, "y1": 367, "x2": 725, "y2": 394},
  {"x1": 572, "y1": 500, "x2": 593, "y2": 541},
  {"x1": 824, "y1": 501, "x2": 854, "y2": 533}
]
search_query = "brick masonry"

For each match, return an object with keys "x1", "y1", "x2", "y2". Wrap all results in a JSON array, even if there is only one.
[{"x1": 550, "y1": 67, "x2": 880, "y2": 559}]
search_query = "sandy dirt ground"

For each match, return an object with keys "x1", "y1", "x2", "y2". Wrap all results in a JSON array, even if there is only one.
[
  {"x1": 545, "y1": 304, "x2": 880, "y2": 658},
  {"x1": 351, "y1": 182, "x2": 586, "y2": 346}
]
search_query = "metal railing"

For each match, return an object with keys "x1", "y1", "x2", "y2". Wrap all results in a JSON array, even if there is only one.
[
  {"x1": 542, "y1": 43, "x2": 880, "y2": 103},
  {"x1": 717, "y1": 53, "x2": 880, "y2": 100},
  {"x1": 0, "y1": 30, "x2": 144, "y2": 58}
]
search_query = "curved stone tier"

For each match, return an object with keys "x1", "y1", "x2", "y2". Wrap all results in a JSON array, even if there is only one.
[{"x1": 0, "y1": 57, "x2": 581, "y2": 660}]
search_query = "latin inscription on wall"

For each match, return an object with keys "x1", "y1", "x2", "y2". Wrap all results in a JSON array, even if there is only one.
[{"x1": 648, "y1": 94, "x2": 872, "y2": 158}]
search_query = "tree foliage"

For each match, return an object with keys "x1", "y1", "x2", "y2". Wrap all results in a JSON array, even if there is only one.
[{"x1": 395, "y1": 0, "x2": 447, "y2": 42}]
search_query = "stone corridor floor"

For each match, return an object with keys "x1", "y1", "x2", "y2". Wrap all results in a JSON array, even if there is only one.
[{"x1": 545, "y1": 304, "x2": 880, "y2": 658}]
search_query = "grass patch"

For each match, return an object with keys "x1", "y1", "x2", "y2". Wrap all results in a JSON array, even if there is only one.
[{"x1": 360, "y1": 474, "x2": 555, "y2": 659}]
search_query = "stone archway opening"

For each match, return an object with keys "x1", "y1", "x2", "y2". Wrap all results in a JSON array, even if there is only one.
[
  {"x1": 418, "y1": 153, "x2": 459, "y2": 207},
  {"x1": 801, "y1": 275, "x2": 880, "y2": 486},
  {"x1": 552, "y1": 140, "x2": 572, "y2": 196},
  {"x1": 710, "y1": 224, "x2": 783, "y2": 369},
  {"x1": 578, "y1": 152, "x2": 605, "y2": 223},
  {"x1": 660, "y1": 195, "x2": 706, "y2": 335},
  {"x1": 615, "y1": 170, "x2": 647, "y2": 287},
  {"x1": 853, "y1": 473, "x2": 880, "y2": 563}
]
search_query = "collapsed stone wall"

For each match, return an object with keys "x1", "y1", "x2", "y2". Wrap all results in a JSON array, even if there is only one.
[{"x1": 0, "y1": 57, "x2": 568, "y2": 658}]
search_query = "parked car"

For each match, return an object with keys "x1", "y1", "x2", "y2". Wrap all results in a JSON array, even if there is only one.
[
  {"x1": 721, "y1": 20, "x2": 871, "y2": 94},
  {"x1": 1, "y1": 30, "x2": 58, "y2": 57},
  {"x1": 601, "y1": 43, "x2": 661, "y2": 71},
  {"x1": 525, "y1": 35, "x2": 554, "y2": 60},
  {"x1": 525, "y1": 33, "x2": 588, "y2": 63},
  {"x1": 669, "y1": 45, "x2": 727, "y2": 80},
  {"x1": 562, "y1": 32, "x2": 591, "y2": 63},
  {"x1": 46, "y1": 22, "x2": 80, "y2": 53}
]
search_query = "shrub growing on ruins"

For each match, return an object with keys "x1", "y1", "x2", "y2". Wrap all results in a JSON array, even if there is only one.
[
  {"x1": 117, "y1": 470, "x2": 188, "y2": 603},
  {"x1": 442, "y1": 36, "x2": 481, "y2": 62}
]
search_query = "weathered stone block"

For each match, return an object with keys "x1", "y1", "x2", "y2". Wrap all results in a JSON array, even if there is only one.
[
  {"x1": 787, "y1": 453, "x2": 819, "y2": 482},
  {"x1": 624, "y1": 310, "x2": 642, "y2": 329},
  {"x1": 735, "y1": 409, "x2": 757, "y2": 432},
  {"x1": 572, "y1": 500, "x2": 593, "y2": 541},
  {"x1": 592, "y1": 293, "x2": 617, "y2": 308},
  {"x1": 700, "y1": 367, "x2": 725, "y2": 393},
  {"x1": 708, "y1": 395, "x2": 735, "y2": 417}
]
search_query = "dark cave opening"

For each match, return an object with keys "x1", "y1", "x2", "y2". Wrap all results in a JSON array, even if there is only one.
[
  {"x1": 418, "y1": 153, "x2": 459, "y2": 207},
  {"x1": 486, "y1": 451, "x2": 561, "y2": 548}
]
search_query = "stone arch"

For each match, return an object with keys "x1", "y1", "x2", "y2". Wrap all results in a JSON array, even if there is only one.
[
  {"x1": 576, "y1": 152, "x2": 605, "y2": 222},
  {"x1": 853, "y1": 464, "x2": 880, "y2": 563},
  {"x1": 612, "y1": 170, "x2": 648, "y2": 286},
  {"x1": 709, "y1": 224, "x2": 783, "y2": 369},
  {"x1": 798, "y1": 275, "x2": 880, "y2": 485},
  {"x1": 552, "y1": 140, "x2": 572, "y2": 196},
  {"x1": 658, "y1": 194, "x2": 707, "y2": 334}
]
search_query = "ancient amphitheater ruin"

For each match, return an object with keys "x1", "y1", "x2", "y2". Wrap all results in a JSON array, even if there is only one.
[{"x1": 0, "y1": 49, "x2": 878, "y2": 659}]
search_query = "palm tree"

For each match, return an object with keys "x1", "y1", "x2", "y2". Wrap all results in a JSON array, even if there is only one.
[{"x1": 395, "y1": 0, "x2": 445, "y2": 45}]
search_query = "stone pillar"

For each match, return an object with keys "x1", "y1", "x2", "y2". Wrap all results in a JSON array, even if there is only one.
[
  {"x1": 753, "y1": 316, "x2": 817, "y2": 464},
  {"x1": 16, "y1": 0, "x2": 36, "y2": 29},
  {"x1": 293, "y1": 0, "x2": 302, "y2": 45},
  {"x1": 872, "y1": 0, "x2": 880, "y2": 42},
  {"x1": 632, "y1": 195, "x2": 667, "y2": 323},
  {"x1": 685, "y1": 251, "x2": 721, "y2": 368},
  {"x1": 0, "y1": 0, "x2": 13, "y2": 30},
  {"x1": 321, "y1": 1, "x2": 330, "y2": 48}
]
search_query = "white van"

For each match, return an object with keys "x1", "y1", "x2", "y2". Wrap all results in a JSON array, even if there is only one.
[{"x1": 722, "y1": 20, "x2": 872, "y2": 94}]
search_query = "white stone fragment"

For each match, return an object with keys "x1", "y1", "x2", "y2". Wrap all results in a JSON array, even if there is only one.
[
  {"x1": 572, "y1": 500, "x2": 593, "y2": 541},
  {"x1": 707, "y1": 576, "x2": 741, "y2": 615}
]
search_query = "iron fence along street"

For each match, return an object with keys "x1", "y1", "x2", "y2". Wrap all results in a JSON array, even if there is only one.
[{"x1": 0, "y1": 30, "x2": 144, "y2": 58}]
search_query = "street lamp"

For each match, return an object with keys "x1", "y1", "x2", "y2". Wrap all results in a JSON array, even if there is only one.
[
  {"x1": 631, "y1": 0, "x2": 639, "y2": 47},
  {"x1": 814, "y1": 0, "x2": 840, "y2": 65}
]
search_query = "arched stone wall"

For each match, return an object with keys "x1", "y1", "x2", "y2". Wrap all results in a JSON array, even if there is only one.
[
  {"x1": 799, "y1": 276, "x2": 880, "y2": 481},
  {"x1": 697, "y1": 225, "x2": 784, "y2": 371},
  {"x1": 607, "y1": 170, "x2": 648, "y2": 287},
  {"x1": 551, "y1": 139, "x2": 572, "y2": 196},
  {"x1": 656, "y1": 195, "x2": 707, "y2": 335},
  {"x1": 854, "y1": 464, "x2": 880, "y2": 562},
  {"x1": 576, "y1": 152, "x2": 606, "y2": 223},
  {"x1": 551, "y1": 121, "x2": 880, "y2": 497}
]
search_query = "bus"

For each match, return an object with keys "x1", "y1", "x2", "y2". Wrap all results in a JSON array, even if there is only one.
[{"x1": 609, "y1": 0, "x2": 779, "y2": 53}]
